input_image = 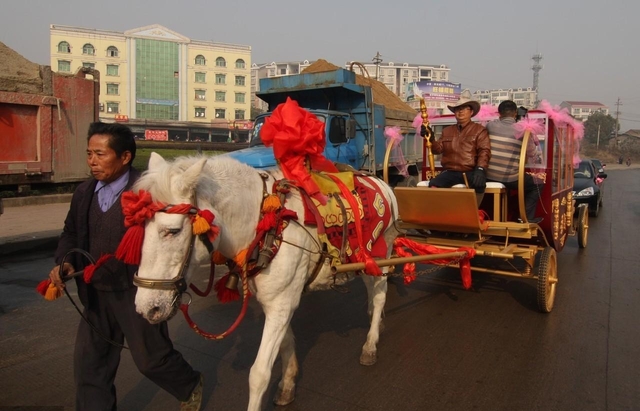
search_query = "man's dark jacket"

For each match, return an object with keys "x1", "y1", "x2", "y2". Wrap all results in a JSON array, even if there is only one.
[{"x1": 54, "y1": 168, "x2": 140, "y2": 307}]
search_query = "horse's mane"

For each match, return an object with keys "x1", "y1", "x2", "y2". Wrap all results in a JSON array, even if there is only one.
[{"x1": 134, "y1": 154, "x2": 260, "y2": 204}]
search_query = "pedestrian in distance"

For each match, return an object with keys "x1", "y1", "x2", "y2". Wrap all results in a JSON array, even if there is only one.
[
  {"x1": 485, "y1": 100, "x2": 544, "y2": 223},
  {"x1": 422, "y1": 89, "x2": 491, "y2": 202},
  {"x1": 47, "y1": 122, "x2": 203, "y2": 411}
]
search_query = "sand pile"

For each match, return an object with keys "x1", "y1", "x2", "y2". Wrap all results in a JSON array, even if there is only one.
[
  {"x1": 302, "y1": 59, "x2": 415, "y2": 114},
  {"x1": 0, "y1": 41, "x2": 45, "y2": 94}
]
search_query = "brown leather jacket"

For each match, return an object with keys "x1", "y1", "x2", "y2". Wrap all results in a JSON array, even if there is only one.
[{"x1": 431, "y1": 121, "x2": 491, "y2": 172}]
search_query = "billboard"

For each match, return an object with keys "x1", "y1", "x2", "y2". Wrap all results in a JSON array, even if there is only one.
[
  {"x1": 144, "y1": 129, "x2": 169, "y2": 141},
  {"x1": 407, "y1": 81, "x2": 462, "y2": 102}
]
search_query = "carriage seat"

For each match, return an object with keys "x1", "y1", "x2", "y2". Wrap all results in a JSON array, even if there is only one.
[{"x1": 416, "y1": 181, "x2": 507, "y2": 221}]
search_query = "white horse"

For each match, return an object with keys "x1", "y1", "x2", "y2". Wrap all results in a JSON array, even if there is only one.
[{"x1": 132, "y1": 153, "x2": 399, "y2": 411}]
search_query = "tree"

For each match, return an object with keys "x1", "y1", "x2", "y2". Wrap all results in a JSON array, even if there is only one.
[
  {"x1": 250, "y1": 105, "x2": 266, "y2": 120},
  {"x1": 583, "y1": 112, "x2": 617, "y2": 147}
]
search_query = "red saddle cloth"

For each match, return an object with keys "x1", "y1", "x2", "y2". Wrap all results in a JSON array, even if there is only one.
[{"x1": 302, "y1": 173, "x2": 391, "y2": 272}]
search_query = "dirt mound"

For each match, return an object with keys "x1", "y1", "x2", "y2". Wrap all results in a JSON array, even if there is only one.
[
  {"x1": 0, "y1": 41, "x2": 45, "y2": 94},
  {"x1": 302, "y1": 59, "x2": 416, "y2": 114}
]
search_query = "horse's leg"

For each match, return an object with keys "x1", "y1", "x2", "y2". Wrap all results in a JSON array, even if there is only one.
[
  {"x1": 359, "y1": 272, "x2": 388, "y2": 366},
  {"x1": 273, "y1": 325, "x2": 298, "y2": 406},
  {"x1": 247, "y1": 298, "x2": 299, "y2": 411}
]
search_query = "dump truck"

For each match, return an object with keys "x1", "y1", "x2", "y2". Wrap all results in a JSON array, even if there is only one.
[
  {"x1": 0, "y1": 41, "x2": 99, "y2": 189},
  {"x1": 227, "y1": 60, "x2": 422, "y2": 186}
]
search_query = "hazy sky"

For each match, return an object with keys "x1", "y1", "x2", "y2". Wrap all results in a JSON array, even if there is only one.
[{"x1": 2, "y1": 0, "x2": 639, "y2": 131}]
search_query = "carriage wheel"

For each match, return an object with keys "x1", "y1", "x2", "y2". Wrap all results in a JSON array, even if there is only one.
[
  {"x1": 577, "y1": 205, "x2": 589, "y2": 249},
  {"x1": 536, "y1": 247, "x2": 557, "y2": 313}
]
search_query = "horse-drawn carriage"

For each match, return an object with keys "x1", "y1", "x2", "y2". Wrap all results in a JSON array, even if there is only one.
[
  {"x1": 381, "y1": 104, "x2": 588, "y2": 313},
  {"x1": 40, "y1": 97, "x2": 588, "y2": 411}
]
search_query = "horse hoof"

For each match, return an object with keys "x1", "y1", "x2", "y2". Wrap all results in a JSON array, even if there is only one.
[
  {"x1": 274, "y1": 386, "x2": 296, "y2": 406},
  {"x1": 359, "y1": 351, "x2": 377, "y2": 366}
]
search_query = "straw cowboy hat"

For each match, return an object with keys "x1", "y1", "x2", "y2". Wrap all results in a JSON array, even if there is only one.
[{"x1": 447, "y1": 89, "x2": 481, "y2": 117}]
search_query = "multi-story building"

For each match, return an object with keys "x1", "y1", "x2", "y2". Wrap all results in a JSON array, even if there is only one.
[
  {"x1": 559, "y1": 101, "x2": 609, "y2": 122},
  {"x1": 50, "y1": 24, "x2": 251, "y2": 140},
  {"x1": 250, "y1": 59, "x2": 450, "y2": 112},
  {"x1": 472, "y1": 88, "x2": 538, "y2": 109},
  {"x1": 250, "y1": 60, "x2": 316, "y2": 112}
]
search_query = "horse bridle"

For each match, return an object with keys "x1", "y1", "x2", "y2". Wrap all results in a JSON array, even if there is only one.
[{"x1": 132, "y1": 205, "x2": 215, "y2": 296}]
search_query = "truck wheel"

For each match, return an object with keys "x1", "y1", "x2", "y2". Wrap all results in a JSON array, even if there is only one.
[
  {"x1": 589, "y1": 200, "x2": 600, "y2": 218},
  {"x1": 536, "y1": 247, "x2": 557, "y2": 313}
]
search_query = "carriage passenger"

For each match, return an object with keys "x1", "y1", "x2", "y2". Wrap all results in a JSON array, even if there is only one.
[
  {"x1": 485, "y1": 100, "x2": 544, "y2": 223},
  {"x1": 47, "y1": 122, "x2": 203, "y2": 411},
  {"x1": 421, "y1": 89, "x2": 491, "y2": 200}
]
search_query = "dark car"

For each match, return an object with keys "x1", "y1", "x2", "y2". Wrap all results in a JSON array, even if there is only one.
[
  {"x1": 573, "y1": 159, "x2": 607, "y2": 217},
  {"x1": 590, "y1": 158, "x2": 606, "y2": 174}
]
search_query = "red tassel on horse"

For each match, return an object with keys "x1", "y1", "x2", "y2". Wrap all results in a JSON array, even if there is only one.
[
  {"x1": 214, "y1": 273, "x2": 240, "y2": 304},
  {"x1": 116, "y1": 225, "x2": 144, "y2": 265}
]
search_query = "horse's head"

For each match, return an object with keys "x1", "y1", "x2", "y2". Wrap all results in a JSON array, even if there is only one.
[{"x1": 133, "y1": 153, "x2": 221, "y2": 323}]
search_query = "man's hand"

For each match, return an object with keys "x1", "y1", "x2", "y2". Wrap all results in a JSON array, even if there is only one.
[
  {"x1": 48, "y1": 262, "x2": 75, "y2": 290},
  {"x1": 420, "y1": 125, "x2": 435, "y2": 143},
  {"x1": 472, "y1": 166, "x2": 486, "y2": 189}
]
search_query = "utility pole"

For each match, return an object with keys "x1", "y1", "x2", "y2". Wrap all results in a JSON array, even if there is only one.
[
  {"x1": 372, "y1": 52, "x2": 383, "y2": 81},
  {"x1": 614, "y1": 97, "x2": 622, "y2": 140},
  {"x1": 597, "y1": 124, "x2": 600, "y2": 150}
]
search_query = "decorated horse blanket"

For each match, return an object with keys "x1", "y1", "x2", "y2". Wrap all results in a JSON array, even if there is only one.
[{"x1": 302, "y1": 172, "x2": 392, "y2": 273}]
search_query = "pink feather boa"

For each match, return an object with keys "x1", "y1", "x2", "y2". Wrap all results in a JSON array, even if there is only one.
[
  {"x1": 513, "y1": 117, "x2": 544, "y2": 145},
  {"x1": 473, "y1": 104, "x2": 498, "y2": 125},
  {"x1": 384, "y1": 126, "x2": 408, "y2": 177}
]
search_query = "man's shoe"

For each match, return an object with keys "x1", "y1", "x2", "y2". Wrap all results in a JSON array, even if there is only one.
[{"x1": 180, "y1": 373, "x2": 203, "y2": 411}]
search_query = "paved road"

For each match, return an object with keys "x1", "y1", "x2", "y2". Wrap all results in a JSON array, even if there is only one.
[{"x1": 0, "y1": 169, "x2": 639, "y2": 410}]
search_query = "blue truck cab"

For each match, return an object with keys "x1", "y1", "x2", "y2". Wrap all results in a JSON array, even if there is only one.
[{"x1": 226, "y1": 68, "x2": 422, "y2": 186}]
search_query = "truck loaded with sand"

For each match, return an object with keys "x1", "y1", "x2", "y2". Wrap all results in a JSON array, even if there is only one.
[
  {"x1": 227, "y1": 60, "x2": 423, "y2": 186},
  {"x1": 0, "y1": 41, "x2": 99, "y2": 188}
]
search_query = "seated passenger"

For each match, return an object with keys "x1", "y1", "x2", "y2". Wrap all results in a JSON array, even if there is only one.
[
  {"x1": 485, "y1": 100, "x2": 544, "y2": 223},
  {"x1": 422, "y1": 89, "x2": 490, "y2": 199}
]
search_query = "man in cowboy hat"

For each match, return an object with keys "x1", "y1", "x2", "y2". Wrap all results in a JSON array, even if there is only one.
[{"x1": 422, "y1": 89, "x2": 491, "y2": 196}]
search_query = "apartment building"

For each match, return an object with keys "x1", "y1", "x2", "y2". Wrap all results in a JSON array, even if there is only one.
[
  {"x1": 50, "y1": 24, "x2": 251, "y2": 128},
  {"x1": 559, "y1": 101, "x2": 609, "y2": 122},
  {"x1": 472, "y1": 88, "x2": 538, "y2": 109}
]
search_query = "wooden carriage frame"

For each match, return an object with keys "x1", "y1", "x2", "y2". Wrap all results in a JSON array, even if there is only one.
[{"x1": 373, "y1": 111, "x2": 588, "y2": 313}]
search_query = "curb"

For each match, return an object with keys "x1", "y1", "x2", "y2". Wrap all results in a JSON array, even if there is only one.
[
  {"x1": 0, "y1": 230, "x2": 61, "y2": 257},
  {"x1": 2, "y1": 194, "x2": 73, "y2": 208}
]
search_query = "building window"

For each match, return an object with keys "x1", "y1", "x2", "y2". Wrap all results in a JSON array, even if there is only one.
[
  {"x1": 57, "y1": 41, "x2": 71, "y2": 53},
  {"x1": 195, "y1": 107, "x2": 206, "y2": 118},
  {"x1": 106, "y1": 64, "x2": 119, "y2": 76},
  {"x1": 106, "y1": 46, "x2": 119, "y2": 57},
  {"x1": 215, "y1": 109, "x2": 226, "y2": 119},
  {"x1": 195, "y1": 55, "x2": 206, "y2": 65},
  {"x1": 195, "y1": 89, "x2": 206, "y2": 100},
  {"x1": 58, "y1": 60, "x2": 71, "y2": 72},
  {"x1": 82, "y1": 62, "x2": 95, "y2": 69},
  {"x1": 195, "y1": 72, "x2": 206, "y2": 83},
  {"x1": 106, "y1": 83, "x2": 119, "y2": 95},
  {"x1": 215, "y1": 74, "x2": 226, "y2": 84},
  {"x1": 216, "y1": 57, "x2": 226, "y2": 67},
  {"x1": 106, "y1": 102, "x2": 119, "y2": 114},
  {"x1": 82, "y1": 43, "x2": 95, "y2": 55},
  {"x1": 235, "y1": 76, "x2": 245, "y2": 86},
  {"x1": 235, "y1": 92, "x2": 245, "y2": 103},
  {"x1": 215, "y1": 91, "x2": 226, "y2": 102},
  {"x1": 235, "y1": 59, "x2": 245, "y2": 69},
  {"x1": 235, "y1": 109, "x2": 245, "y2": 120}
]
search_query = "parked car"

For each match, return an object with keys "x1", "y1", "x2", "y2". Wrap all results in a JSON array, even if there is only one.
[
  {"x1": 573, "y1": 159, "x2": 607, "y2": 217},
  {"x1": 590, "y1": 158, "x2": 606, "y2": 174}
]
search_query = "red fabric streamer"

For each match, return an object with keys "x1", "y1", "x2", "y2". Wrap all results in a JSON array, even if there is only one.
[
  {"x1": 256, "y1": 212, "x2": 277, "y2": 233},
  {"x1": 393, "y1": 237, "x2": 476, "y2": 288},
  {"x1": 83, "y1": 254, "x2": 113, "y2": 284},
  {"x1": 214, "y1": 273, "x2": 240, "y2": 304},
  {"x1": 260, "y1": 98, "x2": 338, "y2": 205}
]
